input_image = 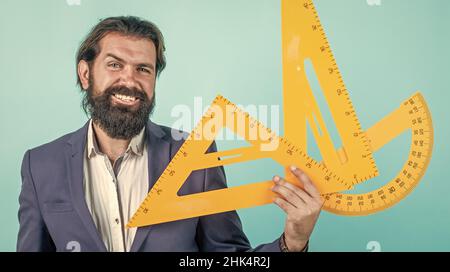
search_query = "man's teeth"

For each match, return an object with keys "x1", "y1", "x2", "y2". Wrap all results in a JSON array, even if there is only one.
[{"x1": 114, "y1": 94, "x2": 137, "y2": 102}]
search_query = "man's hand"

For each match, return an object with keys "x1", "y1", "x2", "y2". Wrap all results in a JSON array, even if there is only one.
[{"x1": 271, "y1": 165, "x2": 324, "y2": 251}]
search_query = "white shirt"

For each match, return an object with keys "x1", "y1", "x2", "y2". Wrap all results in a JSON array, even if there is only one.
[{"x1": 83, "y1": 120, "x2": 149, "y2": 252}]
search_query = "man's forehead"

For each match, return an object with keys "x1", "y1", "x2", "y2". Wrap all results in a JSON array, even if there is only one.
[{"x1": 98, "y1": 32, "x2": 156, "y2": 64}]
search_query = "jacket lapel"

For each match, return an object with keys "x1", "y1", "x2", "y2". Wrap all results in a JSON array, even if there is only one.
[
  {"x1": 65, "y1": 121, "x2": 107, "y2": 252},
  {"x1": 65, "y1": 120, "x2": 171, "y2": 252},
  {"x1": 130, "y1": 120, "x2": 171, "y2": 252}
]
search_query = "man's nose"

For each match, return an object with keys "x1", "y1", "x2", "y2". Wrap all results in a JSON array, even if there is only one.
[{"x1": 118, "y1": 65, "x2": 139, "y2": 89}]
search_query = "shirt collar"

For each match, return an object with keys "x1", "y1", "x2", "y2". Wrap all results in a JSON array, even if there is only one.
[{"x1": 87, "y1": 120, "x2": 146, "y2": 159}]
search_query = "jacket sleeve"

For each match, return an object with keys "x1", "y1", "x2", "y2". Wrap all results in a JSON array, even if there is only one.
[
  {"x1": 17, "y1": 150, "x2": 55, "y2": 252},
  {"x1": 195, "y1": 142, "x2": 282, "y2": 252}
]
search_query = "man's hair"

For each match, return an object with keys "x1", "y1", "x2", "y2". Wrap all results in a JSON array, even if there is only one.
[{"x1": 76, "y1": 16, "x2": 166, "y2": 88}]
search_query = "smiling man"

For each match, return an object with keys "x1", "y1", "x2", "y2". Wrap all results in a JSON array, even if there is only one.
[{"x1": 17, "y1": 16, "x2": 323, "y2": 252}]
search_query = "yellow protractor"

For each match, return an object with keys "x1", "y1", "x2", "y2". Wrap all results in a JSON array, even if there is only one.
[
  {"x1": 323, "y1": 93, "x2": 434, "y2": 215},
  {"x1": 281, "y1": 0, "x2": 434, "y2": 215}
]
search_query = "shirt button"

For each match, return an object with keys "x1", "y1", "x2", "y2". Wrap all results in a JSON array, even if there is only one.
[{"x1": 115, "y1": 218, "x2": 120, "y2": 224}]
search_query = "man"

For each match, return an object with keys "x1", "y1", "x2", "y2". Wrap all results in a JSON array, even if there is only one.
[{"x1": 17, "y1": 16, "x2": 323, "y2": 252}]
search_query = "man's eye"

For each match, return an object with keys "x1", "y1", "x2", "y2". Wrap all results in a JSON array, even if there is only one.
[
  {"x1": 138, "y1": 67, "x2": 151, "y2": 74},
  {"x1": 109, "y1": 63, "x2": 121, "y2": 69}
]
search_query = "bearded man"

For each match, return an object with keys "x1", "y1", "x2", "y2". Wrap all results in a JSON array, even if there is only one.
[{"x1": 17, "y1": 16, "x2": 323, "y2": 252}]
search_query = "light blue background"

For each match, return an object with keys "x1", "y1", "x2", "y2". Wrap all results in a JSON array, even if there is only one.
[{"x1": 0, "y1": 0, "x2": 449, "y2": 251}]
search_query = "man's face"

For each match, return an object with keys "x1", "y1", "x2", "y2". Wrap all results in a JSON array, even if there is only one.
[{"x1": 80, "y1": 32, "x2": 158, "y2": 139}]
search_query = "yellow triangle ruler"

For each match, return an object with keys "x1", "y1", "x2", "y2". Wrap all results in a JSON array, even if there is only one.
[
  {"x1": 128, "y1": 95, "x2": 351, "y2": 227},
  {"x1": 281, "y1": 0, "x2": 378, "y2": 186}
]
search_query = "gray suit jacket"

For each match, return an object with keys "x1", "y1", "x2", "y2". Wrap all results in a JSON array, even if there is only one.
[{"x1": 17, "y1": 120, "x2": 281, "y2": 252}]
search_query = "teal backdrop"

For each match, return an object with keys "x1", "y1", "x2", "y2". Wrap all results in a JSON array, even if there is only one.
[{"x1": 0, "y1": 0, "x2": 449, "y2": 251}]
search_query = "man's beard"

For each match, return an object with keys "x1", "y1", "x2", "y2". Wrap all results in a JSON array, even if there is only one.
[{"x1": 83, "y1": 80, "x2": 155, "y2": 140}]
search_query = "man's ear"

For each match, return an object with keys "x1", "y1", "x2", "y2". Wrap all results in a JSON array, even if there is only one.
[{"x1": 78, "y1": 60, "x2": 90, "y2": 90}]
